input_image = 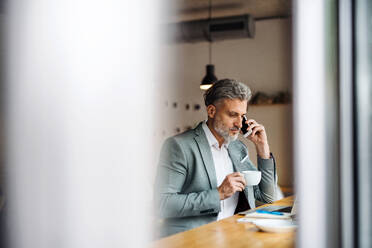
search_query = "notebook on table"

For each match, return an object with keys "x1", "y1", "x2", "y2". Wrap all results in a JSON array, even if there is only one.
[{"x1": 238, "y1": 197, "x2": 298, "y2": 216}]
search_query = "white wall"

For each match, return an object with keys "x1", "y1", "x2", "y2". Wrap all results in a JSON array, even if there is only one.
[
  {"x1": 157, "y1": 18, "x2": 293, "y2": 187},
  {"x1": 6, "y1": 1, "x2": 161, "y2": 247}
]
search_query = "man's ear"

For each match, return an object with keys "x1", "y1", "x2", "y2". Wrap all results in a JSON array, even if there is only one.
[{"x1": 206, "y1": 105, "x2": 216, "y2": 118}]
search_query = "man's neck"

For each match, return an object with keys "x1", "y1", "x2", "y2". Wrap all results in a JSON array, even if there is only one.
[{"x1": 206, "y1": 119, "x2": 225, "y2": 148}]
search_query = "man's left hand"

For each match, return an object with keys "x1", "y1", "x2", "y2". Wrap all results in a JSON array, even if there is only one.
[{"x1": 245, "y1": 119, "x2": 271, "y2": 159}]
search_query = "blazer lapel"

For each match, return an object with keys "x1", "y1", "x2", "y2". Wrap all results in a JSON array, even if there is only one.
[
  {"x1": 194, "y1": 123, "x2": 217, "y2": 189},
  {"x1": 227, "y1": 143, "x2": 247, "y2": 173}
]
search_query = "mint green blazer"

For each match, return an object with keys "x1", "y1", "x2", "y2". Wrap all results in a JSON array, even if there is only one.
[{"x1": 154, "y1": 122, "x2": 277, "y2": 237}]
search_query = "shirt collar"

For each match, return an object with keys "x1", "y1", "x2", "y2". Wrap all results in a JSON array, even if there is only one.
[{"x1": 202, "y1": 120, "x2": 229, "y2": 149}]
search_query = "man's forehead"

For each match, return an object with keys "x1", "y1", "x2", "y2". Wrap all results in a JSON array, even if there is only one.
[{"x1": 217, "y1": 98, "x2": 247, "y2": 113}]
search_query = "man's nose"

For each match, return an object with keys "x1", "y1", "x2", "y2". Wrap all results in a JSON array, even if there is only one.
[{"x1": 236, "y1": 117, "x2": 243, "y2": 128}]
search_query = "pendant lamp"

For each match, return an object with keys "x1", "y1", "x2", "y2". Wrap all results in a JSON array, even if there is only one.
[
  {"x1": 200, "y1": 0, "x2": 217, "y2": 90},
  {"x1": 200, "y1": 64, "x2": 217, "y2": 90}
]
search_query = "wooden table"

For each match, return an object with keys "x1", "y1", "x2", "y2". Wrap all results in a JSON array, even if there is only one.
[{"x1": 152, "y1": 196, "x2": 295, "y2": 248}]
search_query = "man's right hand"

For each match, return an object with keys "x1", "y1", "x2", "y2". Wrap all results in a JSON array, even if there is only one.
[{"x1": 217, "y1": 172, "x2": 246, "y2": 200}]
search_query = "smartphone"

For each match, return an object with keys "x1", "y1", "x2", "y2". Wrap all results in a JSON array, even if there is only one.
[{"x1": 241, "y1": 116, "x2": 252, "y2": 137}]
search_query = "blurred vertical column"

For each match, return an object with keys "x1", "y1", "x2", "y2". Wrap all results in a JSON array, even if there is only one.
[
  {"x1": 339, "y1": 0, "x2": 355, "y2": 247},
  {"x1": 293, "y1": 1, "x2": 340, "y2": 248},
  {"x1": 6, "y1": 0, "x2": 162, "y2": 248},
  {"x1": 355, "y1": 0, "x2": 372, "y2": 247}
]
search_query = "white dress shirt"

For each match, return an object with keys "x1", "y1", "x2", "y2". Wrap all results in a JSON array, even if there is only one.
[{"x1": 202, "y1": 121, "x2": 239, "y2": 220}]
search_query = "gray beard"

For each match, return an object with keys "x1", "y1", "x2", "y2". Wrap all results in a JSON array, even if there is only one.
[{"x1": 213, "y1": 120, "x2": 239, "y2": 144}]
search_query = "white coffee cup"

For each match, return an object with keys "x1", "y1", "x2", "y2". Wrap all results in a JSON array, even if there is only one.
[{"x1": 242, "y1": 170, "x2": 262, "y2": 186}]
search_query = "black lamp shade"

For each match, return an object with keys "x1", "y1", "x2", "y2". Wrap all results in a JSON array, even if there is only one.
[{"x1": 200, "y1": 64, "x2": 217, "y2": 90}]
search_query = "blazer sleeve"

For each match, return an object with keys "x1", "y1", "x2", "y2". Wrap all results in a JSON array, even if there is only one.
[
  {"x1": 245, "y1": 153, "x2": 277, "y2": 203},
  {"x1": 154, "y1": 137, "x2": 221, "y2": 218}
]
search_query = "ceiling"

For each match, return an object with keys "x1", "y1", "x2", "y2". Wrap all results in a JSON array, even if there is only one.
[{"x1": 166, "y1": 0, "x2": 292, "y2": 22}]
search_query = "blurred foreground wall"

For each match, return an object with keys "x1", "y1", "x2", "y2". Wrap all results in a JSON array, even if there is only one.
[{"x1": 5, "y1": 1, "x2": 162, "y2": 247}]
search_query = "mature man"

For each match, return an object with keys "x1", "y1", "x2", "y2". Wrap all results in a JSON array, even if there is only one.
[{"x1": 155, "y1": 79, "x2": 277, "y2": 237}]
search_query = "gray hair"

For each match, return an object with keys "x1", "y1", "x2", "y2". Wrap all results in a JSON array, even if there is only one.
[{"x1": 203, "y1": 79, "x2": 252, "y2": 106}]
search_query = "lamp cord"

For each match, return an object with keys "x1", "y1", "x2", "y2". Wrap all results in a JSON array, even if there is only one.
[
  {"x1": 208, "y1": 0, "x2": 211, "y2": 20},
  {"x1": 209, "y1": 41, "x2": 212, "y2": 64},
  {"x1": 208, "y1": 0, "x2": 212, "y2": 64}
]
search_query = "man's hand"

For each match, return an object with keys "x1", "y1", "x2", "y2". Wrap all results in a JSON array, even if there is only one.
[
  {"x1": 217, "y1": 172, "x2": 246, "y2": 200},
  {"x1": 245, "y1": 119, "x2": 270, "y2": 159}
]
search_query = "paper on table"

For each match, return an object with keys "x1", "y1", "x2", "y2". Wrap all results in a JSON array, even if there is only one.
[{"x1": 237, "y1": 212, "x2": 292, "y2": 223}]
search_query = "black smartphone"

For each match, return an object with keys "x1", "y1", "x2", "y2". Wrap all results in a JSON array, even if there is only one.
[{"x1": 241, "y1": 116, "x2": 252, "y2": 137}]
